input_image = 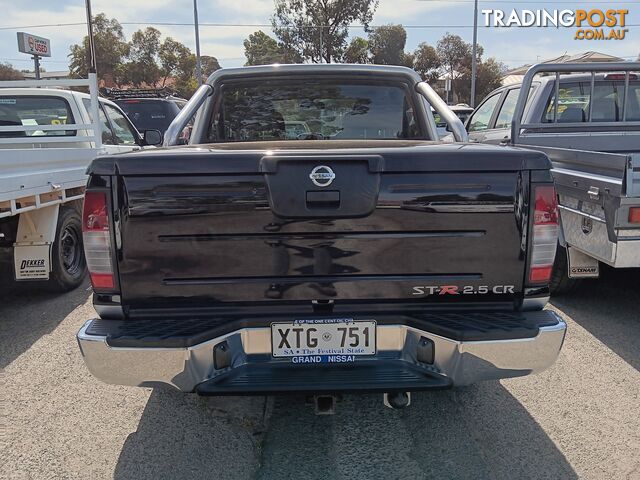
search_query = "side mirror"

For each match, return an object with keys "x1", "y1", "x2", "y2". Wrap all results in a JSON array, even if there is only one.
[{"x1": 143, "y1": 129, "x2": 162, "y2": 146}]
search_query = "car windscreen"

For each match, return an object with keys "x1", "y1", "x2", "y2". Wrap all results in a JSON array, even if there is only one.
[
  {"x1": 0, "y1": 96, "x2": 75, "y2": 138},
  {"x1": 116, "y1": 100, "x2": 177, "y2": 132},
  {"x1": 207, "y1": 79, "x2": 424, "y2": 142}
]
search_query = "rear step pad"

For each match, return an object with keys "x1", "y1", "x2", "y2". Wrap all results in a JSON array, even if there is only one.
[{"x1": 195, "y1": 361, "x2": 452, "y2": 396}]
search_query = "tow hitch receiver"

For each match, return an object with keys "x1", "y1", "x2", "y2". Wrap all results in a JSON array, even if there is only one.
[
  {"x1": 313, "y1": 395, "x2": 338, "y2": 415},
  {"x1": 384, "y1": 392, "x2": 411, "y2": 409}
]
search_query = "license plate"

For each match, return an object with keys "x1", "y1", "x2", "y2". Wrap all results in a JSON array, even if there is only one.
[{"x1": 271, "y1": 319, "x2": 376, "y2": 358}]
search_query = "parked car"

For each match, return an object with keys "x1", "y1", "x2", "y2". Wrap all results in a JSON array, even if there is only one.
[
  {"x1": 109, "y1": 89, "x2": 188, "y2": 140},
  {"x1": 466, "y1": 62, "x2": 640, "y2": 293},
  {"x1": 0, "y1": 76, "x2": 161, "y2": 291},
  {"x1": 76, "y1": 64, "x2": 565, "y2": 412},
  {"x1": 433, "y1": 104, "x2": 474, "y2": 138}
]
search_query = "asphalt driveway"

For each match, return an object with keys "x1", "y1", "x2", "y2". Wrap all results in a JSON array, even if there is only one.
[{"x1": 1, "y1": 268, "x2": 638, "y2": 479}]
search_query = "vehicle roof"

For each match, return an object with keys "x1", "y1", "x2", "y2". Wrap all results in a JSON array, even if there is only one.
[
  {"x1": 206, "y1": 63, "x2": 423, "y2": 84},
  {"x1": 114, "y1": 96, "x2": 187, "y2": 102},
  {"x1": 449, "y1": 105, "x2": 474, "y2": 112},
  {"x1": 0, "y1": 87, "x2": 86, "y2": 98},
  {"x1": 536, "y1": 72, "x2": 638, "y2": 85},
  {"x1": 0, "y1": 88, "x2": 120, "y2": 107},
  {"x1": 497, "y1": 72, "x2": 636, "y2": 93}
]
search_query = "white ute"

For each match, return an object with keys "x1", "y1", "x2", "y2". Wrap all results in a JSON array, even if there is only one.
[{"x1": 0, "y1": 74, "x2": 160, "y2": 291}]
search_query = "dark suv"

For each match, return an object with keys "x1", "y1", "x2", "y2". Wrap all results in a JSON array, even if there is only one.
[{"x1": 108, "y1": 89, "x2": 187, "y2": 137}]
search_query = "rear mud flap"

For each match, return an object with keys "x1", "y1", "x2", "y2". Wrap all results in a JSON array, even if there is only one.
[
  {"x1": 14, "y1": 244, "x2": 51, "y2": 280},
  {"x1": 567, "y1": 247, "x2": 599, "y2": 278}
]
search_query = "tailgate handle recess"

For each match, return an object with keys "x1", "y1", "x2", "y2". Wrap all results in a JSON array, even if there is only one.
[{"x1": 306, "y1": 190, "x2": 340, "y2": 209}]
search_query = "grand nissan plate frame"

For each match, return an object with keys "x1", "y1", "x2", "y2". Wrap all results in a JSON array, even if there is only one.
[{"x1": 271, "y1": 319, "x2": 377, "y2": 363}]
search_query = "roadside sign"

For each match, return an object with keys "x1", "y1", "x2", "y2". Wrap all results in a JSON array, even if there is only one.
[{"x1": 17, "y1": 32, "x2": 51, "y2": 57}]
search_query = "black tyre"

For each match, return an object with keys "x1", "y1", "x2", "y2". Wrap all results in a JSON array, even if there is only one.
[
  {"x1": 549, "y1": 245, "x2": 581, "y2": 296},
  {"x1": 47, "y1": 206, "x2": 87, "y2": 292}
]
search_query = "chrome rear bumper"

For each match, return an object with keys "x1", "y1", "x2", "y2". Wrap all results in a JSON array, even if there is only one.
[{"x1": 77, "y1": 312, "x2": 566, "y2": 392}]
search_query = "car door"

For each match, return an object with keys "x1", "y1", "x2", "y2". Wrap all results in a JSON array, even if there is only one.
[
  {"x1": 81, "y1": 99, "x2": 139, "y2": 154},
  {"x1": 102, "y1": 102, "x2": 142, "y2": 154},
  {"x1": 483, "y1": 87, "x2": 521, "y2": 145},
  {"x1": 466, "y1": 91, "x2": 503, "y2": 143}
]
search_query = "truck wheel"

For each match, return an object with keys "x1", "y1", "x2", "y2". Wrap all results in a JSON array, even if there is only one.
[
  {"x1": 47, "y1": 206, "x2": 87, "y2": 292},
  {"x1": 549, "y1": 246, "x2": 581, "y2": 296}
]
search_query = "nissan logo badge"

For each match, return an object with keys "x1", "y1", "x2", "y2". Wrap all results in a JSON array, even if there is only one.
[{"x1": 309, "y1": 165, "x2": 336, "y2": 187}]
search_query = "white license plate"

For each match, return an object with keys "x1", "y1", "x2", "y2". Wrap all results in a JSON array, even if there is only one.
[{"x1": 271, "y1": 319, "x2": 376, "y2": 358}]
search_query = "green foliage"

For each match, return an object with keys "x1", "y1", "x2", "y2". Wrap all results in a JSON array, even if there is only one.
[
  {"x1": 412, "y1": 43, "x2": 441, "y2": 83},
  {"x1": 436, "y1": 33, "x2": 471, "y2": 82},
  {"x1": 158, "y1": 37, "x2": 192, "y2": 85},
  {"x1": 456, "y1": 57, "x2": 505, "y2": 106},
  {"x1": 122, "y1": 27, "x2": 162, "y2": 87},
  {"x1": 200, "y1": 56, "x2": 222, "y2": 79},
  {"x1": 0, "y1": 62, "x2": 23, "y2": 80},
  {"x1": 343, "y1": 37, "x2": 370, "y2": 64},
  {"x1": 368, "y1": 25, "x2": 408, "y2": 66},
  {"x1": 158, "y1": 38, "x2": 198, "y2": 97},
  {"x1": 69, "y1": 14, "x2": 129, "y2": 81},
  {"x1": 68, "y1": 13, "x2": 220, "y2": 97},
  {"x1": 271, "y1": 0, "x2": 378, "y2": 63},
  {"x1": 436, "y1": 32, "x2": 499, "y2": 104},
  {"x1": 243, "y1": 30, "x2": 299, "y2": 65}
]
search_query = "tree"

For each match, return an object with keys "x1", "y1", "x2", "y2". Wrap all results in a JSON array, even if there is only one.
[
  {"x1": 200, "y1": 56, "x2": 221, "y2": 79},
  {"x1": 159, "y1": 37, "x2": 189, "y2": 86},
  {"x1": 158, "y1": 37, "x2": 199, "y2": 97},
  {"x1": 456, "y1": 57, "x2": 505, "y2": 106},
  {"x1": 0, "y1": 62, "x2": 23, "y2": 80},
  {"x1": 173, "y1": 54, "x2": 198, "y2": 98},
  {"x1": 436, "y1": 33, "x2": 472, "y2": 101},
  {"x1": 343, "y1": 37, "x2": 370, "y2": 64},
  {"x1": 243, "y1": 30, "x2": 297, "y2": 65},
  {"x1": 272, "y1": 0, "x2": 378, "y2": 63},
  {"x1": 413, "y1": 43, "x2": 440, "y2": 83},
  {"x1": 368, "y1": 25, "x2": 409, "y2": 66},
  {"x1": 68, "y1": 14, "x2": 129, "y2": 82},
  {"x1": 476, "y1": 58, "x2": 505, "y2": 100},
  {"x1": 122, "y1": 27, "x2": 162, "y2": 87}
]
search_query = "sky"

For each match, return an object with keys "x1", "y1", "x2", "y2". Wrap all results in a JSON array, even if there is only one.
[{"x1": 0, "y1": 0, "x2": 638, "y2": 73}]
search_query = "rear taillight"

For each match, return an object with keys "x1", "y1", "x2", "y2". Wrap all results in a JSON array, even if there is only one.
[
  {"x1": 628, "y1": 207, "x2": 640, "y2": 224},
  {"x1": 529, "y1": 185, "x2": 559, "y2": 284},
  {"x1": 82, "y1": 191, "x2": 115, "y2": 290}
]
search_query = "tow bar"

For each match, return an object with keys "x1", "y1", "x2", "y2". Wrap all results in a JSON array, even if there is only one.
[{"x1": 384, "y1": 392, "x2": 411, "y2": 409}]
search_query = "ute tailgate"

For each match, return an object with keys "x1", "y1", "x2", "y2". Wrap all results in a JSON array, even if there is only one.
[{"x1": 101, "y1": 141, "x2": 549, "y2": 309}]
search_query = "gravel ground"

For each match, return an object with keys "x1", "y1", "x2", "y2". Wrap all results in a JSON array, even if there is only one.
[{"x1": 1, "y1": 268, "x2": 639, "y2": 479}]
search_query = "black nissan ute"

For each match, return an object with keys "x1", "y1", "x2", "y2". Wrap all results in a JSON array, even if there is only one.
[{"x1": 76, "y1": 64, "x2": 566, "y2": 411}]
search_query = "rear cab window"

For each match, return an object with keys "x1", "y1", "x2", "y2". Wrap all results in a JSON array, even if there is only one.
[
  {"x1": 207, "y1": 78, "x2": 426, "y2": 142},
  {"x1": 543, "y1": 79, "x2": 640, "y2": 123},
  {"x1": 0, "y1": 96, "x2": 75, "y2": 137}
]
